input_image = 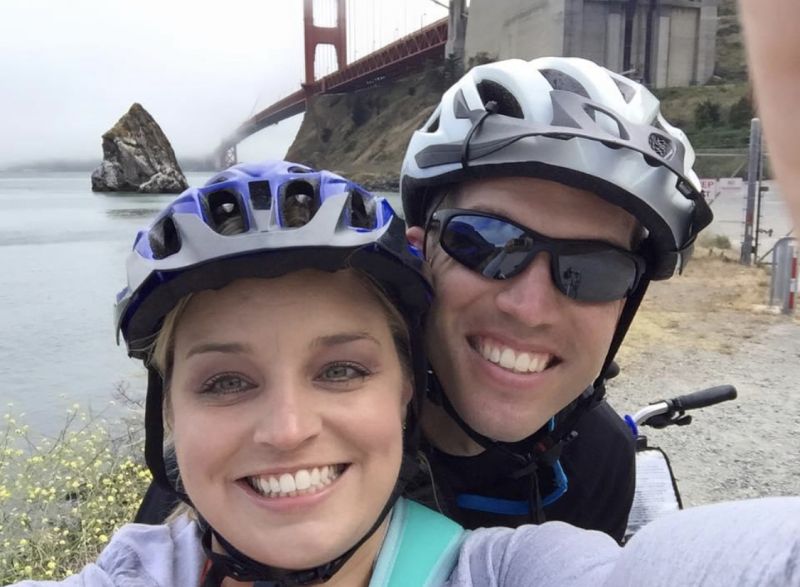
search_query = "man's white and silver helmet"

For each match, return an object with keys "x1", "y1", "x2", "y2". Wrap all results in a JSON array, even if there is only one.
[{"x1": 401, "y1": 57, "x2": 712, "y2": 279}]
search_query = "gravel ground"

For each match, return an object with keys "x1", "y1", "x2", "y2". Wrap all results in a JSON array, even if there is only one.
[{"x1": 606, "y1": 252, "x2": 800, "y2": 507}]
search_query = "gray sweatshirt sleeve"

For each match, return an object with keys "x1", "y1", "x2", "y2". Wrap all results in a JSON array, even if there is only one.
[
  {"x1": 445, "y1": 522, "x2": 621, "y2": 586},
  {"x1": 6, "y1": 517, "x2": 204, "y2": 587},
  {"x1": 604, "y1": 496, "x2": 800, "y2": 587}
]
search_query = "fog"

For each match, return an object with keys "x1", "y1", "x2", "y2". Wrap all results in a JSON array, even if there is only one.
[{"x1": 0, "y1": 0, "x2": 447, "y2": 168}]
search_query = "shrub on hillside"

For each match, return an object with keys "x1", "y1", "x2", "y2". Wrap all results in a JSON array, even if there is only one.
[
  {"x1": 351, "y1": 94, "x2": 370, "y2": 127},
  {"x1": 695, "y1": 99, "x2": 723, "y2": 128},
  {"x1": 700, "y1": 232, "x2": 733, "y2": 250},
  {"x1": 728, "y1": 95, "x2": 754, "y2": 128},
  {"x1": 0, "y1": 405, "x2": 151, "y2": 583}
]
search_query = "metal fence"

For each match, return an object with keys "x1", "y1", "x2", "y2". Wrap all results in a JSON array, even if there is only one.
[{"x1": 769, "y1": 237, "x2": 797, "y2": 314}]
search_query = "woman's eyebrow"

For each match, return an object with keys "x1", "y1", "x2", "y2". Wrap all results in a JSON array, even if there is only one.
[
  {"x1": 310, "y1": 332, "x2": 381, "y2": 349},
  {"x1": 184, "y1": 341, "x2": 251, "y2": 359}
]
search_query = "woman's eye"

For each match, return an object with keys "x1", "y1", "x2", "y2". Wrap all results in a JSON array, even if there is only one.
[
  {"x1": 319, "y1": 363, "x2": 369, "y2": 383},
  {"x1": 199, "y1": 373, "x2": 256, "y2": 396}
]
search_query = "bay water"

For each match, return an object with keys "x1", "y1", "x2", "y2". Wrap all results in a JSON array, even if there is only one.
[
  {"x1": 0, "y1": 171, "x2": 403, "y2": 437},
  {"x1": 0, "y1": 172, "x2": 216, "y2": 436}
]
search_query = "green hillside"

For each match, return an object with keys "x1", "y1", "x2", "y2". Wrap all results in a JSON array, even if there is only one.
[{"x1": 656, "y1": 0, "x2": 755, "y2": 177}]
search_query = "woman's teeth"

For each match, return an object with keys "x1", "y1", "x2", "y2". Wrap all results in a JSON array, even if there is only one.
[
  {"x1": 479, "y1": 340, "x2": 551, "y2": 374},
  {"x1": 247, "y1": 465, "x2": 343, "y2": 498}
]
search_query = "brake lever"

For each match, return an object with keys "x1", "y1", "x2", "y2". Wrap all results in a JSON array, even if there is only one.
[{"x1": 645, "y1": 412, "x2": 693, "y2": 429}]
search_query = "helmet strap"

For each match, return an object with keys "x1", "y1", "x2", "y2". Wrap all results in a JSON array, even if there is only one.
[
  {"x1": 592, "y1": 277, "x2": 651, "y2": 401},
  {"x1": 460, "y1": 100, "x2": 498, "y2": 169},
  {"x1": 144, "y1": 366, "x2": 189, "y2": 502}
]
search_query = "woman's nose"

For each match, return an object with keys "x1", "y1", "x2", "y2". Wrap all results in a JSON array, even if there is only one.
[{"x1": 251, "y1": 382, "x2": 322, "y2": 451}]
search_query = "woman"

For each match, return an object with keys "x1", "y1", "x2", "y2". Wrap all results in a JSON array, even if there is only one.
[{"x1": 10, "y1": 161, "x2": 798, "y2": 586}]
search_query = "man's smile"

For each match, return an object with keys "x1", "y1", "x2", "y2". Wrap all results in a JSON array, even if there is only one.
[{"x1": 469, "y1": 336, "x2": 560, "y2": 375}]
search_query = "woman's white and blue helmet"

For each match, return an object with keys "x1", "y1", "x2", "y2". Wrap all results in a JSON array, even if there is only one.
[
  {"x1": 115, "y1": 160, "x2": 431, "y2": 586},
  {"x1": 117, "y1": 160, "x2": 429, "y2": 358}
]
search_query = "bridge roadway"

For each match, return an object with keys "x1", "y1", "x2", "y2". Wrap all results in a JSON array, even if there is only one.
[{"x1": 219, "y1": 17, "x2": 448, "y2": 156}]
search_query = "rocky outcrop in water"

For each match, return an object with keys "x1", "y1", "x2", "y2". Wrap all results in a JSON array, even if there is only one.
[{"x1": 91, "y1": 103, "x2": 188, "y2": 193}]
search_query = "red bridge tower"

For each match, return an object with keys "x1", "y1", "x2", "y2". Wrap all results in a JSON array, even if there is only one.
[{"x1": 303, "y1": 0, "x2": 348, "y2": 85}]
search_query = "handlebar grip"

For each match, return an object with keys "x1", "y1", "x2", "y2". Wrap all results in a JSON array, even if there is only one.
[{"x1": 672, "y1": 385, "x2": 737, "y2": 411}]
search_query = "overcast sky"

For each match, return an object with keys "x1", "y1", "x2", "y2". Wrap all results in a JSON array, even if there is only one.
[{"x1": 0, "y1": 0, "x2": 448, "y2": 167}]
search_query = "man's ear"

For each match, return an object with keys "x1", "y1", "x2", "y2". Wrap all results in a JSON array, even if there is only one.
[{"x1": 406, "y1": 226, "x2": 425, "y2": 253}]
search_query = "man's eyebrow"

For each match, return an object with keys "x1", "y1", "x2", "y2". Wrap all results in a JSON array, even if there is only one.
[
  {"x1": 468, "y1": 204, "x2": 506, "y2": 217},
  {"x1": 184, "y1": 342, "x2": 251, "y2": 359},
  {"x1": 310, "y1": 332, "x2": 381, "y2": 349}
]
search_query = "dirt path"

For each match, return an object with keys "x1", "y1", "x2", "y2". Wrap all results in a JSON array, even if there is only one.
[{"x1": 607, "y1": 249, "x2": 800, "y2": 507}]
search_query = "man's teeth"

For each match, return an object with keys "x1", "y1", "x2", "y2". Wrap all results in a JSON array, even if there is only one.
[
  {"x1": 248, "y1": 465, "x2": 342, "y2": 498},
  {"x1": 480, "y1": 340, "x2": 550, "y2": 374}
]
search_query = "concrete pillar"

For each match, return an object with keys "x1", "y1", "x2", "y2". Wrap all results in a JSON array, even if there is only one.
[
  {"x1": 606, "y1": 8, "x2": 624, "y2": 71},
  {"x1": 446, "y1": 0, "x2": 468, "y2": 66},
  {"x1": 464, "y1": 0, "x2": 567, "y2": 63},
  {"x1": 563, "y1": 0, "x2": 585, "y2": 58},
  {"x1": 654, "y1": 13, "x2": 670, "y2": 87},
  {"x1": 695, "y1": 3, "x2": 718, "y2": 83},
  {"x1": 666, "y1": 7, "x2": 699, "y2": 86}
]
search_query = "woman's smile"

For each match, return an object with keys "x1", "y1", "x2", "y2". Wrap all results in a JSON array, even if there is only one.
[{"x1": 240, "y1": 463, "x2": 349, "y2": 498}]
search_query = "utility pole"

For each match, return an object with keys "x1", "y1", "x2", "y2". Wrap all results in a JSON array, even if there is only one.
[
  {"x1": 740, "y1": 118, "x2": 763, "y2": 265},
  {"x1": 445, "y1": 0, "x2": 467, "y2": 77}
]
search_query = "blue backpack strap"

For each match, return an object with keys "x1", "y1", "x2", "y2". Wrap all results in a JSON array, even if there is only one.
[{"x1": 370, "y1": 498, "x2": 467, "y2": 587}]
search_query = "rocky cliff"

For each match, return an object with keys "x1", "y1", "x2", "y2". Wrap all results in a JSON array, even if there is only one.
[
  {"x1": 91, "y1": 103, "x2": 188, "y2": 193},
  {"x1": 286, "y1": 68, "x2": 449, "y2": 189}
]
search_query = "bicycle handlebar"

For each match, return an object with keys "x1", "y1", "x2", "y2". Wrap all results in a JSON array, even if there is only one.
[
  {"x1": 631, "y1": 384, "x2": 738, "y2": 428},
  {"x1": 671, "y1": 385, "x2": 737, "y2": 411}
]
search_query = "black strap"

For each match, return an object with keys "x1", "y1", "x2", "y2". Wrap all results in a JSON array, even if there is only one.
[{"x1": 461, "y1": 100, "x2": 499, "y2": 169}]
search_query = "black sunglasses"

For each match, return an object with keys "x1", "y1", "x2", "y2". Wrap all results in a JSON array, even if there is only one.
[{"x1": 428, "y1": 209, "x2": 646, "y2": 302}]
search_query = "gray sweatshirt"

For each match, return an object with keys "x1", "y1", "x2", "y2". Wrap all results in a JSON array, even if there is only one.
[{"x1": 8, "y1": 496, "x2": 800, "y2": 586}]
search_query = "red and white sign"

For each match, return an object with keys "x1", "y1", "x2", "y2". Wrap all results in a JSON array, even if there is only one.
[{"x1": 700, "y1": 178, "x2": 718, "y2": 201}]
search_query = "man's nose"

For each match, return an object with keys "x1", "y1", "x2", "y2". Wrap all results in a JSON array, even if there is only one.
[
  {"x1": 494, "y1": 252, "x2": 563, "y2": 326},
  {"x1": 252, "y1": 382, "x2": 322, "y2": 451}
]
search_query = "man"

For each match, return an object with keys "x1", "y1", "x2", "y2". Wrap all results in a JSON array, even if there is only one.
[{"x1": 400, "y1": 56, "x2": 711, "y2": 540}]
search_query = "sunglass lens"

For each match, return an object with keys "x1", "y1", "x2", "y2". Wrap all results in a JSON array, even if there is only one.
[
  {"x1": 441, "y1": 215, "x2": 531, "y2": 279},
  {"x1": 555, "y1": 250, "x2": 638, "y2": 302}
]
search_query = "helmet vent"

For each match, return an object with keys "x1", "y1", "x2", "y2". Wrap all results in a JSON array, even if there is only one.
[
  {"x1": 475, "y1": 80, "x2": 523, "y2": 118},
  {"x1": 348, "y1": 190, "x2": 375, "y2": 229},
  {"x1": 282, "y1": 180, "x2": 318, "y2": 228},
  {"x1": 149, "y1": 216, "x2": 181, "y2": 260},
  {"x1": 205, "y1": 190, "x2": 248, "y2": 235},
  {"x1": 648, "y1": 133, "x2": 673, "y2": 158},
  {"x1": 207, "y1": 174, "x2": 230, "y2": 185},
  {"x1": 585, "y1": 106, "x2": 629, "y2": 140},
  {"x1": 540, "y1": 69, "x2": 590, "y2": 99},
  {"x1": 248, "y1": 180, "x2": 272, "y2": 210},
  {"x1": 426, "y1": 114, "x2": 440, "y2": 133},
  {"x1": 287, "y1": 165, "x2": 312, "y2": 174},
  {"x1": 612, "y1": 78, "x2": 636, "y2": 103}
]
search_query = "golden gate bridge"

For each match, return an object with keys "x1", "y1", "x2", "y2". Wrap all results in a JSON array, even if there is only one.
[{"x1": 216, "y1": 0, "x2": 463, "y2": 166}]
